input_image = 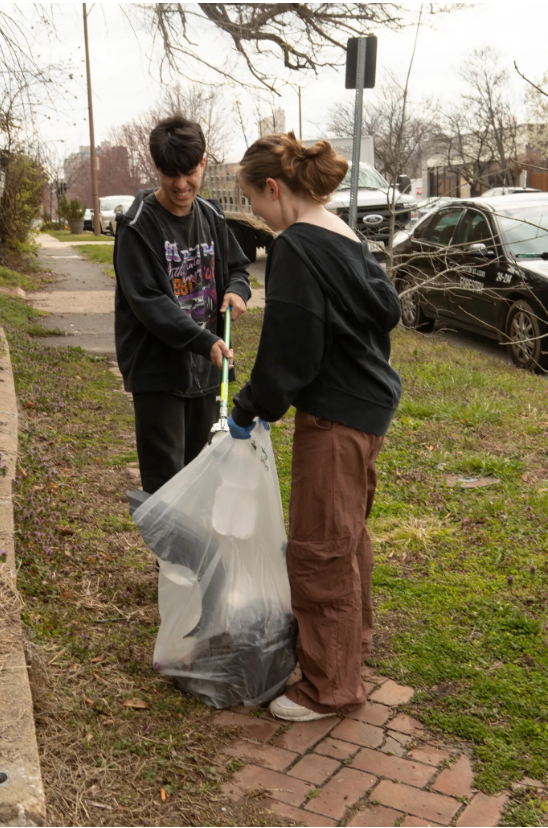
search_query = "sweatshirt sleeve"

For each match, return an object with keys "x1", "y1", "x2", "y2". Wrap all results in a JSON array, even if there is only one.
[
  {"x1": 225, "y1": 224, "x2": 252, "y2": 303},
  {"x1": 232, "y1": 237, "x2": 325, "y2": 426},
  {"x1": 114, "y1": 226, "x2": 219, "y2": 358}
]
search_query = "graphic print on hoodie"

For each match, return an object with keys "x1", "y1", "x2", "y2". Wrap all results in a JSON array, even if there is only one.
[{"x1": 144, "y1": 192, "x2": 220, "y2": 396}]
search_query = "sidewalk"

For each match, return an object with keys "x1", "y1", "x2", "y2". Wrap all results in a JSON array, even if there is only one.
[
  {"x1": 31, "y1": 234, "x2": 116, "y2": 355},
  {"x1": 215, "y1": 669, "x2": 519, "y2": 827}
]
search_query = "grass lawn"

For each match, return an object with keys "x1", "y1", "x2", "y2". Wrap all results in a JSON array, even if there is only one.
[
  {"x1": 0, "y1": 264, "x2": 54, "y2": 293},
  {"x1": 76, "y1": 244, "x2": 116, "y2": 278},
  {"x1": 46, "y1": 229, "x2": 111, "y2": 244},
  {"x1": 1, "y1": 288, "x2": 548, "y2": 825}
]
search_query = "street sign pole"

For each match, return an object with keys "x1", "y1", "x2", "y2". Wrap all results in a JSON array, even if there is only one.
[{"x1": 349, "y1": 39, "x2": 367, "y2": 232}]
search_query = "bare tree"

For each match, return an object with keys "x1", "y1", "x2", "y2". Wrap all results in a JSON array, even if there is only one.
[
  {"x1": 160, "y1": 83, "x2": 231, "y2": 162},
  {"x1": 522, "y1": 70, "x2": 548, "y2": 162},
  {"x1": 105, "y1": 82, "x2": 231, "y2": 194},
  {"x1": 0, "y1": 8, "x2": 69, "y2": 152},
  {"x1": 436, "y1": 49, "x2": 520, "y2": 195},
  {"x1": 135, "y1": 4, "x2": 461, "y2": 93},
  {"x1": 326, "y1": 7, "x2": 432, "y2": 278},
  {"x1": 326, "y1": 81, "x2": 437, "y2": 180}
]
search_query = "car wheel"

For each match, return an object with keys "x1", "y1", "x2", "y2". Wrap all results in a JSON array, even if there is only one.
[
  {"x1": 506, "y1": 299, "x2": 548, "y2": 372},
  {"x1": 397, "y1": 275, "x2": 435, "y2": 333}
]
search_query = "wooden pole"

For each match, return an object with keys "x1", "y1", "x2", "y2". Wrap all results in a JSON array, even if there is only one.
[{"x1": 83, "y1": 4, "x2": 100, "y2": 236}]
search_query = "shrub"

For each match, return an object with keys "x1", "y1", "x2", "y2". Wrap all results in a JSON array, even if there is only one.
[
  {"x1": 58, "y1": 196, "x2": 86, "y2": 220},
  {"x1": 0, "y1": 153, "x2": 47, "y2": 251}
]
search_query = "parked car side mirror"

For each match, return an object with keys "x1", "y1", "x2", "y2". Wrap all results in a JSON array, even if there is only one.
[
  {"x1": 466, "y1": 243, "x2": 496, "y2": 258},
  {"x1": 397, "y1": 174, "x2": 412, "y2": 194}
]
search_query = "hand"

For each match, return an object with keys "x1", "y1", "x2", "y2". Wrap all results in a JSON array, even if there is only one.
[
  {"x1": 221, "y1": 292, "x2": 246, "y2": 321},
  {"x1": 228, "y1": 413, "x2": 255, "y2": 440},
  {"x1": 210, "y1": 339, "x2": 234, "y2": 369}
]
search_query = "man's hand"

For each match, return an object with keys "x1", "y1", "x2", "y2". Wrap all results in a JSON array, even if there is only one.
[
  {"x1": 221, "y1": 292, "x2": 246, "y2": 321},
  {"x1": 210, "y1": 339, "x2": 234, "y2": 369}
]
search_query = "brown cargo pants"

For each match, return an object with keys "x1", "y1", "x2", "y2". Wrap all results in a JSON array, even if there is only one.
[{"x1": 284, "y1": 410, "x2": 384, "y2": 715}]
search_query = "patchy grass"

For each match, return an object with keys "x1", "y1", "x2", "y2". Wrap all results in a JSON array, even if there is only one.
[
  {"x1": 0, "y1": 296, "x2": 284, "y2": 827},
  {"x1": 0, "y1": 264, "x2": 54, "y2": 292},
  {"x1": 77, "y1": 244, "x2": 116, "y2": 278},
  {"x1": 368, "y1": 328, "x2": 548, "y2": 809},
  {"x1": 501, "y1": 789, "x2": 548, "y2": 826},
  {"x1": 46, "y1": 229, "x2": 110, "y2": 243},
  {"x1": 3, "y1": 278, "x2": 548, "y2": 824},
  {"x1": 232, "y1": 313, "x2": 548, "y2": 824}
]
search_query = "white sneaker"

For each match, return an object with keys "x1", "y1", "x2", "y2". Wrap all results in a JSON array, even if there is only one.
[{"x1": 269, "y1": 694, "x2": 337, "y2": 722}]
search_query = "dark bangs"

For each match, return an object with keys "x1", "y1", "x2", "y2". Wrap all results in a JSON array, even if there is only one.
[{"x1": 149, "y1": 115, "x2": 206, "y2": 176}]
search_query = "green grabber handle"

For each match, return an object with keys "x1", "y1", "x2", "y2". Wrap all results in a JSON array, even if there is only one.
[{"x1": 219, "y1": 305, "x2": 231, "y2": 426}]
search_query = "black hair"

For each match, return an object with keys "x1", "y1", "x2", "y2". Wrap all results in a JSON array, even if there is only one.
[{"x1": 149, "y1": 115, "x2": 206, "y2": 176}]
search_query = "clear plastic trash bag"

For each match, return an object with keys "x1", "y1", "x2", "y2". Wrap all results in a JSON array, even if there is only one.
[{"x1": 133, "y1": 421, "x2": 297, "y2": 709}]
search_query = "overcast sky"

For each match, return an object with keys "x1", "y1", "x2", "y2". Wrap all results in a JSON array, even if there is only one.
[{"x1": 25, "y1": 1, "x2": 548, "y2": 165}]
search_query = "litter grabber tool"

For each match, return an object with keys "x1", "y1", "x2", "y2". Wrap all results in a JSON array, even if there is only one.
[{"x1": 209, "y1": 305, "x2": 231, "y2": 444}]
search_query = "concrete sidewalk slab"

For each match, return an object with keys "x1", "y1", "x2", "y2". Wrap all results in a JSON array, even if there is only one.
[
  {"x1": 0, "y1": 328, "x2": 45, "y2": 827},
  {"x1": 31, "y1": 290, "x2": 114, "y2": 314},
  {"x1": 66, "y1": 240, "x2": 114, "y2": 246},
  {"x1": 36, "y1": 234, "x2": 66, "y2": 249}
]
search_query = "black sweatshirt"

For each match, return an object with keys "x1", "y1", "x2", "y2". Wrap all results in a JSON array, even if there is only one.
[
  {"x1": 113, "y1": 191, "x2": 251, "y2": 394},
  {"x1": 232, "y1": 224, "x2": 402, "y2": 436}
]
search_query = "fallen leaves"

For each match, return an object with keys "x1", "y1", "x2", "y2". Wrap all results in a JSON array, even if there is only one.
[{"x1": 123, "y1": 698, "x2": 150, "y2": 710}]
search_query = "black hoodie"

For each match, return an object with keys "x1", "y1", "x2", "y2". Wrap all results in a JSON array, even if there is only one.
[
  {"x1": 113, "y1": 190, "x2": 251, "y2": 394},
  {"x1": 232, "y1": 223, "x2": 402, "y2": 436}
]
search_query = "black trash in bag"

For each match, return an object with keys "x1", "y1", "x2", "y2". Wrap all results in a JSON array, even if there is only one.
[{"x1": 133, "y1": 421, "x2": 297, "y2": 708}]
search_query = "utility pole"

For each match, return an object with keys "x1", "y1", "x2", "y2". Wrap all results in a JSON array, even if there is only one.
[
  {"x1": 298, "y1": 88, "x2": 303, "y2": 141},
  {"x1": 83, "y1": 3, "x2": 100, "y2": 236}
]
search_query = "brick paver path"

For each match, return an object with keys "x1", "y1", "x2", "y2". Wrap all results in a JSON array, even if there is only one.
[{"x1": 213, "y1": 668, "x2": 517, "y2": 827}]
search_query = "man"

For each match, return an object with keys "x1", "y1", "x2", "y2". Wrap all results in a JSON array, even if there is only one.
[{"x1": 114, "y1": 116, "x2": 251, "y2": 494}]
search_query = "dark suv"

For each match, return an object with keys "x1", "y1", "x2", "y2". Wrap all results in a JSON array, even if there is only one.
[{"x1": 393, "y1": 193, "x2": 548, "y2": 371}]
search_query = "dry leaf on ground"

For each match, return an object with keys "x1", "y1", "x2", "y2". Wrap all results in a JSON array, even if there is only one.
[{"x1": 123, "y1": 698, "x2": 150, "y2": 709}]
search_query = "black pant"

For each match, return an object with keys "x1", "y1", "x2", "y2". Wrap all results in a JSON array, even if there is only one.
[{"x1": 132, "y1": 392, "x2": 219, "y2": 494}]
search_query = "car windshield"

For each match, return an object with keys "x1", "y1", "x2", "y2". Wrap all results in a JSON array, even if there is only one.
[
  {"x1": 338, "y1": 163, "x2": 388, "y2": 191},
  {"x1": 100, "y1": 197, "x2": 133, "y2": 211},
  {"x1": 497, "y1": 206, "x2": 548, "y2": 258}
]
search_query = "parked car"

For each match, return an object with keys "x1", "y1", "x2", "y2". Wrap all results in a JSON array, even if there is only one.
[
  {"x1": 481, "y1": 187, "x2": 541, "y2": 198},
  {"x1": 393, "y1": 192, "x2": 548, "y2": 371},
  {"x1": 83, "y1": 195, "x2": 135, "y2": 235},
  {"x1": 327, "y1": 162, "x2": 418, "y2": 252},
  {"x1": 416, "y1": 196, "x2": 460, "y2": 220},
  {"x1": 203, "y1": 149, "x2": 417, "y2": 262}
]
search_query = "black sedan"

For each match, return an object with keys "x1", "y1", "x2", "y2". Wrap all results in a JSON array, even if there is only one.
[{"x1": 393, "y1": 193, "x2": 548, "y2": 371}]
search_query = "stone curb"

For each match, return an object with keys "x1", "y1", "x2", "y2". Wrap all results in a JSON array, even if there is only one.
[{"x1": 0, "y1": 327, "x2": 46, "y2": 827}]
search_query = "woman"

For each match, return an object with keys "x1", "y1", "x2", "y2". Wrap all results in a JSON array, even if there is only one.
[{"x1": 228, "y1": 132, "x2": 402, "y2": 722}]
